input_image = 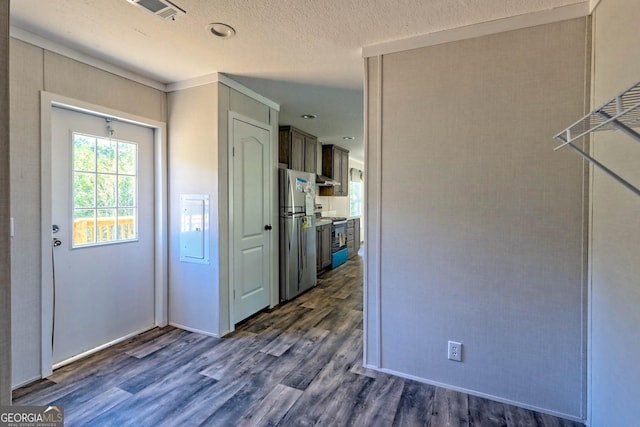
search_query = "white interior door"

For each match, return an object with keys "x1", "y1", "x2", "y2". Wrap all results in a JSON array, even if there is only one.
[
  {"x1": 51, "y1": 106, "x2": 155, "y2": 365},
  {"x1": 232, "y1": 118, "x2": 271, "y2": 323}
]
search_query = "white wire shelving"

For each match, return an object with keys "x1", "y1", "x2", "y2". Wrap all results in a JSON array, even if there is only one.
[{"x1": 554, "y1": 80, "x2": 640, "y2": 197}]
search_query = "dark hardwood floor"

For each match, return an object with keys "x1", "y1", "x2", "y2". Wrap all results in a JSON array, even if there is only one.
[{"x1": 14, "y1": 256, "x2": 584, "y2": 426}]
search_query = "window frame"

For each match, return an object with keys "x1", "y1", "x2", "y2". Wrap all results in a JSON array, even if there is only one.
[
  {"x1": 71, "y1": 132, "x2": 140, "y2": 248},
  {"x1": 349, "y1": 180, "x2": 363, "y2": 217}
]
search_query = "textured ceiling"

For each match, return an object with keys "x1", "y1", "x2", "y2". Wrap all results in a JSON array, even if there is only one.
[{"x1": 10, "y1": 0, "x2": 582, "y2": 161}]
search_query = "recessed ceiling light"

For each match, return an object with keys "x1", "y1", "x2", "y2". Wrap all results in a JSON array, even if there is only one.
[
  {"x1": 207, "y1": 23, "x2": 236, "y2": 39},
  {"x1": 343, "y1": 136, "x2": 355, "y2": 140},
  {"x1": 301, "y1": 114, "x2": 317, "y2": 119}
]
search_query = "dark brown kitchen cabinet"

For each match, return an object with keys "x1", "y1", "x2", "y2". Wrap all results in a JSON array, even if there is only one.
[
  {"x1": 316, "y1": 223, "x2": 332, "y2": 272},
  {"x1": 319, "y1": 145, "x2": 349, "y2": 197},
  {"x1": 290, "y1": 130, "x2": 304, "y2": 171},
  {"x1": 279, "y1": 126, "x2": 317, "y2": 174},
  {"x1": 305, "y1": 137, "x2": 317, "y2": 174},
  {"x1": 347, "y1": 218, "x2": 360, "y2": 258}
]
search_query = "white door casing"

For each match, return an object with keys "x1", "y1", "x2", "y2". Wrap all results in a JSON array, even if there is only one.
[
  {"x1": 40, "y1": 92, "x2": 168, "y2": 376},
  {"x1": 230, "y1": 116, "x2": 272, "y2": 324}
]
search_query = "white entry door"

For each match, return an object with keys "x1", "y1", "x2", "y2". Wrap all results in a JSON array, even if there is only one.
[
  {"x1": 232, "y1": 118, "x2": 271, "y2": 323},
  {"x1": 51, "y1": 106, "x2": 155, "y2": 365}
]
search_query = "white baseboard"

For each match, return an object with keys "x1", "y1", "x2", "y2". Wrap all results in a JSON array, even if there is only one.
[
  {"x1": 52, "y1": 325, "x2": 156, "y2": 370},
  {"x1": 12, "y1": 375, "x2": 43, "y2": 390},
  {"x1": 169, "y1": 322, "x2": 220, "y2": 338},
  {"x1": 370, "y1": 366, "x2": 585, "y2": 423}
]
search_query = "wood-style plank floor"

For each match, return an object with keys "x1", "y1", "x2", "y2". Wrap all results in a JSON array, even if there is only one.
[{"x1": 14, "y1": 256, "x2": 584, "y2": 426}]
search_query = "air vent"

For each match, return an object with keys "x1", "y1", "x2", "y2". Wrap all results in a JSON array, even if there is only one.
[{"x1": 127, "y1": 0, "x2": 185, "y2": 20}]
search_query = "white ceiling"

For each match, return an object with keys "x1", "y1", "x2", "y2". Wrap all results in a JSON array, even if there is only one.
[{"x1": 10, "y1": 0, "x2": 583, "y2": 162}]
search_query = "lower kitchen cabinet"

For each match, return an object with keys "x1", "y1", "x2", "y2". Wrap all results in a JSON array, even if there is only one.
[
  {"x1": 347, "y1": 218, "x2": 360, "y2": 258},
  {"x1": 316, "y1": 223, "x2": 332, "y2": 272},
  {"x1": 354, "y1": 218, "x2": 360, "y2": 254}
]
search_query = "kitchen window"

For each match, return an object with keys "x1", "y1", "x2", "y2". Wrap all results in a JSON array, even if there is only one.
[{"x1": 350, "y1": 181, "x2": 362, "y2": 217}]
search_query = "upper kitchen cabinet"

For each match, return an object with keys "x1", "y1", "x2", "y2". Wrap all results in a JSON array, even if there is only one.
[
  {"x1": 279, "y1": 126, "x2": 318, "y2": 174},
  {"x1": 319, "y1": 145, "x2": 349, "y2": 197}
]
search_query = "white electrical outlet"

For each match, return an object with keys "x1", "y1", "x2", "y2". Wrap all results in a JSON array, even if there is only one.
[{"x1": 448, "y1": 341, "x2": 462, "y2": 362}]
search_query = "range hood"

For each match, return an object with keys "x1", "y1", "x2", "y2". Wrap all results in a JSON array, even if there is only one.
[{"x1": 316, "y1": 174, "x2": 340, "y2": 187}]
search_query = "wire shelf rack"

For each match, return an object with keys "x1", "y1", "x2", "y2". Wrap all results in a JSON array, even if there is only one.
[{"x1": 553, "y1": 80, "x2": 640, "y2": 197}]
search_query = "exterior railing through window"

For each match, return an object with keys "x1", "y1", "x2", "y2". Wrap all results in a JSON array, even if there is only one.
[{"x1": 73, "y1": 216, "x2": 136, "y2": 245}]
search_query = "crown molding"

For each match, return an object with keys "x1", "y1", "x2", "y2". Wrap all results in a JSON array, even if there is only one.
[
  {"x1": 10, "y1": 25, "x2": 280, "y2": 110},
  {"x1": 167, "y1": 73, "x2": 280, "y2": 111},
  {"x1": 362, "y1": 2, "x2": 590, "y2": 58},
  {"x1": 10, "y1": 26, "x2": 167, "y2": 91},
  {"x1": 165, "y1": 73, "x2": 219, "y2": 92}
]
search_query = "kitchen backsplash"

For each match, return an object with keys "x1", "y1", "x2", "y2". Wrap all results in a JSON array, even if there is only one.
[{"x1": 316, "y1": 195, "x2": 351, "y2": 218}]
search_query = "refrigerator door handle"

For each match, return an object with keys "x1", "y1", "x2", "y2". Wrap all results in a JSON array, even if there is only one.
[
  {"x1": 288, "y1": 217, "x2": 293, "y2": 258},
  {"x1": 302, "y1": 220, "x2": 306, "y2": 271},
  {"x1": 298, "y1": 218, "x2": 303, "y2": 284}
]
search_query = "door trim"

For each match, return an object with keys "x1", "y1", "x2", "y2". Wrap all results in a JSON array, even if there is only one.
[
  {"x1": 227, "y1": 112, "x2": 275, "y2": 331},
  {"x1": 40, "y1": 91, "x2": 168, "y2": 377}
]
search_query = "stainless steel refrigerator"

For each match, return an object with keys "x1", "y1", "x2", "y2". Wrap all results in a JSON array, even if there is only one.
[{"x1": 279, "y1": 169, "x2": 317, "y2": 301}]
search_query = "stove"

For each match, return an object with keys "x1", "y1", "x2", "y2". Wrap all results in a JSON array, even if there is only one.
[
  {"x1": 327, "y1": 218, "x2": 348, "y2": 268},
  {"x1": 314, "y1": 209, "x2": 349, "y2": 268}
]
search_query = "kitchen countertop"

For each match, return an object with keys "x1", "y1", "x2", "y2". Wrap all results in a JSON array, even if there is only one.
[{"x1": 315, "y1": 217, "x2": 360, "y2": 226}]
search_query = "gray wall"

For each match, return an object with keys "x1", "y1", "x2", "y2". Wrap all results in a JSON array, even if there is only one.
[
  {"x1": 0, "y1": 0, "x2": 11, "y2": 406},
  {"x1": 9, "y1": 38, "x2": 166, "y2": 387},
  {"x1": 168, "y1": 82, "x2": 278, "y2": 337},
  {"x1": 365, "y1": 18, "x2": 590, "y2": 419},
  {"x1": 589, "y1": 0, "x2": 640, "y2": 425},
  {"x1": 168, "y1": 83, "x2": 225, "y2": 335}
]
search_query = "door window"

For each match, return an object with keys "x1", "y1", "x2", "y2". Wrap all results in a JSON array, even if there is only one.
[{"x1": 72, "y1": 133, "x2": 138, "y2": 247}]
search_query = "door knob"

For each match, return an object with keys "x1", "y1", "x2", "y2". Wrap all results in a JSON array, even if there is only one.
[
  {"x1": 264, "y1": 225, "x2": 272, "y2": 231},
  {"x1": 53, "y1": 238, "x2": 62, "y2": 247}
]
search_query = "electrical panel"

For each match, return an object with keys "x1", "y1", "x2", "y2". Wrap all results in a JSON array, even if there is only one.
[{"x1": 180, "y1": 194, "x2": 209, "y2": 264}]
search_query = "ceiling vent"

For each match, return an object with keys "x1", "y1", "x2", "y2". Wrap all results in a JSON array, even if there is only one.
[{"x1": 127, "y1": 0, "x2": 185, "y2": 20}]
